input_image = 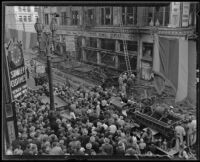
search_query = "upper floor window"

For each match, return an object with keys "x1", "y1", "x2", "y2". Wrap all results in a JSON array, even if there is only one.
[
  {"x1": 142, "y1": 7, "x2": 154, "y2": 26},
  {"x1": 189, "y1": 3, "x2": 196, "y2": 26},
  {"x1": 44, "y1": 14, "x2": 49, "y2": 25},
  {"x1": 101, "y1": 7, "x2": 113, "y2": 25},
  {"x1": 18, "y1": 6, "x2": 22, "y2": 12},
  {"x1": 61, "y1": 12, "x2": 67, "y2": 25},
  {"x1": 27, "y1": 7, "x2": 31, "y2": 12},
  {"x1": 22, "y1": 7, "x2": 26, "y2": 12},
  {"x1": 28, "y1": 15, "x2": 32, "y2": 22},
  {"x1": 23, "y1": 16, "x2": 27, "y2": 22},
  {"x1": 154, "y1": 6, "x2": 170, "y2": 26},
  {"x1": 71, "y1": 10, "x2": 79, "y2": 25},
  {"x1": 35, "y1": 16, "x2": 38, "y2": 21},
  {"x1": 19, "y1": 16, "x2": 23, "y2": 22},
  {"x1": 85, "y1": 9, "x2": 95, "y2": 26},
  {"x1": 122, "y1": 7, "x2": 137, "y2": 25},
  {"x1": 34, "y1": 7, "x2": 39, "y2": 12}
]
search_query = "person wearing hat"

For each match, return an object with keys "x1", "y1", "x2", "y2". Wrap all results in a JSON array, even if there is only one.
[
  {"x1": 79, "y1": 129, "x2": 90, "y2": 149},
  {"x1": 49, "y1": 142, "x2": 64, "y2": 155},
  {"x1": 116, "y1": 141, "x2": 126, "y2": 155},
  {"x1": 101, "y1": 138, "x2": 113, "y2": 155},
  {"x1": 139, "y1": 138, "x2": 146, "y2": 154},
  {"x1": 13, "y1": 145, "x2": 23, "y2": 155},
  {"x1": 85, "y1": 143, "x2": 93, "y2": 155},
  {"x1": 90, "y1": 136, "x2": 99, "y2": 153}
]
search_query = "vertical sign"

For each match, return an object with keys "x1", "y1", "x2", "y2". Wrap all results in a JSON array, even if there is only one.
[
  {"x1": 182, "y1": 2, "x2": 190, "y2": 27},
  {"x1": 5, "y1": 40, "x2": 27, "y2": 101},
  {"x1": 170, "y1": 2, "x2": 181, "y2": 27}
]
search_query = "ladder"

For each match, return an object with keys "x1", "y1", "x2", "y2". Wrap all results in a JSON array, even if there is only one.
[{"x1": 119, "y1": 17, "x2": 132, "y2": 75}]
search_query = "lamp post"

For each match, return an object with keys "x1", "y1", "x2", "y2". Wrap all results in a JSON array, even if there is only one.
[{"x1": 34, "y1": 17, "x2": 57, "y2": 111}]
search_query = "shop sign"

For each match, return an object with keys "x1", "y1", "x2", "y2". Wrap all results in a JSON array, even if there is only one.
[{"x1": 182, "y1": 2, "x2": 190, "y2": 27}]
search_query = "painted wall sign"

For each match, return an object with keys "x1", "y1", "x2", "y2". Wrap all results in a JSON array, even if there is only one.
[
  {"x1": 170, "y1": 2, "x2": 181, "y2": 27},
  {"x1": 58, "y1": 30, "x2": 137, "y2": 41},
  {"x1": 6, "y1": 40, "x2": 27, "y2": 101},
  {"x1": 182, "y1": 2, "x2": 190, "y2": 27}
]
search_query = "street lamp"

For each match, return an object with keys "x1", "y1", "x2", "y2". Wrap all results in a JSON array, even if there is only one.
[{"x1": 34, "y1": 17, "x2": 57, "y2": 111}]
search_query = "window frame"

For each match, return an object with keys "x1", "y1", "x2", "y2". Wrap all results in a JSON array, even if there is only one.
[
  {"x1": 122, "y1": 7, "x2": 137, "y2": 25},
  {"x1": 19, "y1": 16, "x2": 23, "y2": 22},
  {"x1": 28, "y1": 15, "x2": 32, "y2": 22},
  {"x1": 27, "y1": 7, "x2": 31, "y2": 12},
  {"x1": 61, "y1": 12, "x2": 67, "y2": 25},
  {"x1": 44, "y1": 14, "x2": 49, "y2": 25},
  {"x1": 22, "y1": 7, "x2": 26, "y2": 12},
  {"x1": 100, "y1": 7, "x2": 113, "y2": 25},
  {"x1": 71, "y1": 10, "x2": 79, "y2": 25},
  {"x1": 34, "y1": 7, "x2": 39, "y2": 12},
  {"x1": 23, "y1": 16, "x2": 27, "y2": 22},
  {"x1": 18, "y1": 6, "x2": 22, "y2": 12}
]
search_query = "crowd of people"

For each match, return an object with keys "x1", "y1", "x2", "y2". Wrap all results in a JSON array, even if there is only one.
[
  {"x1": 5, "y1": 82, "x2": 158, "y2": 156},
  {"x1": 5, "y1": 80, "x2": 196, "y2": 159}
]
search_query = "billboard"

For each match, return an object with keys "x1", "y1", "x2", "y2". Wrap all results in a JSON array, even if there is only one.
[{"x1": 5, "y1": 40, "x2": 27, "y2": 101}]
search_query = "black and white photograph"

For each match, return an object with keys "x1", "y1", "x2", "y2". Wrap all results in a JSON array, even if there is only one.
[{"x1": 2, "y1": 1, "x2": 199, "y2": 160}]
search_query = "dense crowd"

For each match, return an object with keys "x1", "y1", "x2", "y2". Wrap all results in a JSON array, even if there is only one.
[{"x1": 5, "y1": 81, "x2": 196, "y2": 159}]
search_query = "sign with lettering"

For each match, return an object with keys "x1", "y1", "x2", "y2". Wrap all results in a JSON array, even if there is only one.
[
  {"x1": 58, "y1": 31, "x2": 137, "y2": 41},
  {"x1": 170, "y1": 2, "x2": 181, "y2": 27},
  {"x1": 65, "y1": 36, "x2": 76, "y2": 51},
  {"x1": 5, "y1": 40, "x2": 27, "y2": 101},
  {"x1": 182, "y1": 2, "x2": 190, "y2": 27}
]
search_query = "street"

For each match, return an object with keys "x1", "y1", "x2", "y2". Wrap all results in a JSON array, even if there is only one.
[{"x1": 24, "y1": 49, "x2": 67, "y2": 108}]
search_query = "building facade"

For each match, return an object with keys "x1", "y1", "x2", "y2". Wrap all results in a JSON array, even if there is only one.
[
  {"x1": 39, "y1": 3, "x2": 196, "y2": 72},
  {"x1": 39, "y1": 2, "x2": 197, "y2": 104},
  {"x1": 6, "y1": 6, "x2": 39, "y2": 32}
]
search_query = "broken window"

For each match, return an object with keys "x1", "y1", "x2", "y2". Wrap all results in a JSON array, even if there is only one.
[
  {"x1": 86, "y1": 37, "x2": 97, "y2": 48},
  {"x1": 85, "y1": 50, "x2": 97, "y2": 63},
  {"x1": 101, "y1": 38, "x2": 115, "y2": 51},
  {"x1": 61, "y1": 12, "x2": 67, "y2": 25},
  {"x1": 100, "y1": 52, "x2": 115, "y2": 67},
  {"x1": 122, "y1": 7, "x2": 137, "y2": 25},
  {"x1": 101, "y1": 7, "x2": 113, "y2": 25},
  {"x1": 86, "y1": 9, "x2": 95, "y2": 25},
  {"x1": 142, "y1": 7, "x2": 154, "y2": 26},
  {"x1": 72, "y1": 10, "x2": 79, "y2": 25},
  {"x1": 119, "y1": 40, "x2": 138, "y2": 52}
]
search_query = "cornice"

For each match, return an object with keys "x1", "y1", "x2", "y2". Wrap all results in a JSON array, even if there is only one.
[{"x1": 57, "y1": 25, "x2": 196, "y2": 37}]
